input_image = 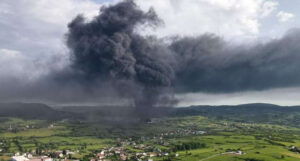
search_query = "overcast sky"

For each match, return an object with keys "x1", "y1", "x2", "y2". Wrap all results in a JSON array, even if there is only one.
[{"x1": 0, "y1": 0, "x2": 300, "y2": 106}]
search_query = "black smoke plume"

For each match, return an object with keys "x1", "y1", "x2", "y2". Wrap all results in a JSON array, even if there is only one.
[
  {"x1": 66, "y1": 0, "x2": 175, "y2": 119},
  {"x1": 2, "y1": 0, "x2": 300, "y2": 121},
  {"x1": 171, "y1": 30, "x2": 300, "y2": 93}
]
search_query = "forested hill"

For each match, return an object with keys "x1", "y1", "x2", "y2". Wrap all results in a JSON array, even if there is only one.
[
  {"x1": 0, "y1": 102, "x2": 75, "y2": 120},
  {"x1": 1, "y1": 102, "x2": 300, "y2": 126},
  {"x1": 172, "y1": 103, "x2": 300, "y2": 127}
]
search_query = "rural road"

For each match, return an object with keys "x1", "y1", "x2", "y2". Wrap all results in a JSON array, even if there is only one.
[
  {"x1": 198, "y1": 154, "x2": 221, "y2": 161},
  {"x1": 199, "y1": 152, "x2": 239, "y2": 161}
]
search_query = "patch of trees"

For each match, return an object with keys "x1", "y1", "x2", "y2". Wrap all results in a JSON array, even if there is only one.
[
  {"x1": 225, "y1": 148, "x2": 240, "y2": 152},
  {"x1": 290, "y1": 146, "x2": 300, "y2": 153},
  {"x1": 13, "y1": 139, "x2": 23, "y2": 153},
  {"x1": 35, "y1": 142, "x2": 58, "y2": 155},
  {"x1": 0, "y1": 140, "x2": 10, "y2": 153},
  {"x1": 245, "y1": 159, "x2": 264, "y2": 161},
  {"x1": 265, "y1": 139, "x2": 285, "y2": 146},
  {"x1": 172, "y1": 142, "x2": 206, "y2": 151}
]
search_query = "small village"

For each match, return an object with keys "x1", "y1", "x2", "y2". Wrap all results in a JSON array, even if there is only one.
[{"x1": 4, "y1": 128, "x2": 207, "y2": 161}]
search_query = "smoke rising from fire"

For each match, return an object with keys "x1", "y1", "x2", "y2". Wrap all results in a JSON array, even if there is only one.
[
  {"x1": 66, "y1": 0, "x2": 175, "y2": 118},
  {"x1": 1, "y1": 0, "x2": 300, "y2": 114}
]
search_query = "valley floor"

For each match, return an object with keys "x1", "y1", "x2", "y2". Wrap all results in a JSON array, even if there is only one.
[{"x1": 0, "y1": 114, "x2": 300, "y2": 161}]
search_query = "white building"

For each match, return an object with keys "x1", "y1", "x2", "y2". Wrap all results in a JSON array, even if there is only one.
[{"x1": 11, "y1": 156, "x2": 29, "y2": 161}]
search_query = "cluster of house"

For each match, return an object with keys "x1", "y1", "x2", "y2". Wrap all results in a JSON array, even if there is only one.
[
  {"x1": 290, "y1": 146, "x2": 300, "y2": 153},
  {"x1": 6, "y1": 127, "x2": 206, "y2": 161},
  {"x1": 10, "y1": 151, "x2": 77, "y2": 161},
  {"x1": 7, "y1": 124, "x2": 37, "y2": 132},
  {"x1": 6, "y1": 123, "x2": 55, "y2": 133},
  {"x1": 11, "y1": 155, "x2": 52, "y2": 161},
  {"x1": 223, "y1": 150, "x2": 245, "y2": 155},
  {"x1": 92, "y1": 145, "x2": 175, "y2": 161},
  {"x1": 158, "y1": 129, "x2": 206, "y2": 138},
  {"x1": 89, "y1": 136, "x2": 183, "y2": 161},
  {"x1": 136, "y1": 129, "x2": 206, "y2": 144},
  {"x1": 88, "y1": 129, "x2": 206, "y2": 160}
]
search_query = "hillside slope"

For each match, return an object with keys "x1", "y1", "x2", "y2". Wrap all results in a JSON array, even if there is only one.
[{"x1": 0, "y1": 102, "x2": 74, "y2": 120}]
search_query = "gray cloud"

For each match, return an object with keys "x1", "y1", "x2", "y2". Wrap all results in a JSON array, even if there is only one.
[
  {"x1": 176, "y1": 87, "x2": 300, "y2": 107},
  {"x1": 0, "y1": 0, "x2": 99, "y2": 81}
]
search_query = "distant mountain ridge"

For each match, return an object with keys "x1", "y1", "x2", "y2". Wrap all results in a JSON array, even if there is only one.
[
  {"x1": 173, "y1": 103, "x2": 300, "y2": 116},
  {"x1": 0, "y1": 102, "x2": 76, "y2": 120},
  {"x1": 1, "y1": 102, "x2": 300, "y2": 125}
]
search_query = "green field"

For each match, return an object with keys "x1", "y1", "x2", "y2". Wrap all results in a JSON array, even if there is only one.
[{"x1": 1, "y1": 114, "x2": 300, "y2": 161}]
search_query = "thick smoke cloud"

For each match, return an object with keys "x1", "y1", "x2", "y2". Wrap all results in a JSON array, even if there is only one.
[
  {"x1": 171, "y1": 30, "x2": 300, "y2": 93},
  {"x1": 65, "y1": 0, "x2": 300, "y2": 114},
  {"x1": 66, "y1": 0, "x2": 175, "y2": 118}
]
